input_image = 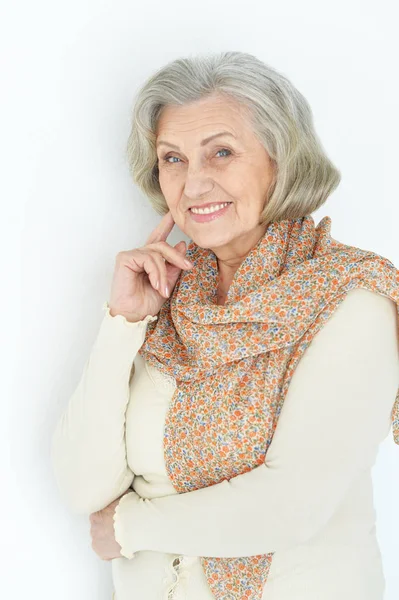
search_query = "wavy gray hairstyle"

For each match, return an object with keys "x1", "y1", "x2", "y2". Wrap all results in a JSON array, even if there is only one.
[{"x1": 126, "y1": 51, "x2": 341, "y2": 226}]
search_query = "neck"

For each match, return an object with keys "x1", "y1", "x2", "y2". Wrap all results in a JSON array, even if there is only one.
[{"x1": 214, "y1": 222, "x2": 269, "y2": 286}]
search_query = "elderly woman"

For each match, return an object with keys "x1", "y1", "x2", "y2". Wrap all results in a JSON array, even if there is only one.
[{"x1": 51, "y1": 51, "x2": 399, "y2": 600}]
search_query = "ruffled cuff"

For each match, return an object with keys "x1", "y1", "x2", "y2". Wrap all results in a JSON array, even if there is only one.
[
  {"x1": 102, "y1": 301, "x2": 158, "y2": 328},
  {"x1": 113, "y1": 491, "x2": 139, "y2": 560}
]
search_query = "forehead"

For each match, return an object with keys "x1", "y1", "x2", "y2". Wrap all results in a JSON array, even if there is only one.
[{"x1": 156, "y1": 94, "x2": 253, "y2": 142}]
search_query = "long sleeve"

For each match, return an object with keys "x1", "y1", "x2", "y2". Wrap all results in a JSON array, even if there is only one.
[
  {"x1": 113, "y1": 288, "x2": 399, "y2": 559},
  {"x1": 50, "y1": 301, "x2": 157, "y2": 515}
]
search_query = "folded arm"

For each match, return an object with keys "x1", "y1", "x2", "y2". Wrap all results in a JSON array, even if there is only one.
[
  {"x1": 50, "y1": 302, "x2": 157, "y2": 515},
  {"x1": 113, "y1": 288, "x2": 399, "y2": 559}
]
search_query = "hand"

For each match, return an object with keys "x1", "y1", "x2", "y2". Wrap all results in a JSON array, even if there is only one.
[
  {"x1": 108, "y1": 210, "x2": 193, "y2": 322},
  {"x1": 89, "y1": 491, "x2": 133, "y2": 561}
]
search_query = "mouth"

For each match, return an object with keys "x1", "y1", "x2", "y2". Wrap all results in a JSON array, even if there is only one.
[{"x1": 188, "y1": 202, "x2": 232, "y2": 223}]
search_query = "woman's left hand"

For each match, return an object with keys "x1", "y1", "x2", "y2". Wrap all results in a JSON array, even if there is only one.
[{"x1": 89, "y1": 493, "x2": 129, "y2": 561}]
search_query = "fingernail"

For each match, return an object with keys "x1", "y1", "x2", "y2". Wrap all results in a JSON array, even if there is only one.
[
  {"x1": 184, "y1": 259, "x2": 193, "y2": 267},
  {"x1": 165, "y1": 285, "x2": 169, "y2": 296}
]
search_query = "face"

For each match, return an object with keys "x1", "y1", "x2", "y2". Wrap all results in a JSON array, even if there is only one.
[{"x1": 155, "y1": 92, "x2": 276, "y2": 272}]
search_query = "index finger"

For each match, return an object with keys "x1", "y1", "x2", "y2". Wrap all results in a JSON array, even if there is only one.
[{"x1": 145, "y1": 210, "x2": 176, "y2": 245}]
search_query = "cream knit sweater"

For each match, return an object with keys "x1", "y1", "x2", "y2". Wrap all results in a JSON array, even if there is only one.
[{"x1": 51, "y1": 287, "x2": 399, "y2": 600}]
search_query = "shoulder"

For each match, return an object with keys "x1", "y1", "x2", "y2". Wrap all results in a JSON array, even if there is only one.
[
  {"x1": 286, "y1": 287, "x2": 399, "y2": 426},
  {"x1": 296, "y1": 288, "x2": 399, "y2": 384},
  {"x1": 267, "y1": 288, "x2": 399, "y2": 470},
  {"x1": 336, "y1": 287, "x2": 397, "y2": 317},
  {"x1": 311, "y1": 287, "x2": 398, "y2": 351}
]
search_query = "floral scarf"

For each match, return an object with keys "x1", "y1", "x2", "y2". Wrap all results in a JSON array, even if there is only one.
[{"x1": 138, "y1": 215, "x2": 399, "y2": 600}]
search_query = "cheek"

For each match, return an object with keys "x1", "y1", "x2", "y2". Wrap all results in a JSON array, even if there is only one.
[
  {"x1": 233, "y1": 195, "x2": 265, "y2": 224},
  {"x1": 159, "y1": 176, "x2": 180, "y2": 208},
  {"x1": 226, "y1": 168, "x2": 259, "y2": 202}
]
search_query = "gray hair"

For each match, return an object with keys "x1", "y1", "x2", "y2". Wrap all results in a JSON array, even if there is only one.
[{"x1": 126, "y1": 51, "x2": 341, "y2": 225}]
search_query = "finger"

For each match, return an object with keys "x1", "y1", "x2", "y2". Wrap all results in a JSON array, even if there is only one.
[
  {"x1": 149, "y1": 251, "x2": 172, "y2": 298},
  {"x1": 128, "y1": 250, "x2": 161, "y2": 291},
  {"x1": 145, "y1": 210, "x2": 175, "y2": 246},
  {"x1": 146, "y1": 240, "x2": 193, "y2": 271},
  {"x1": 144, "y1": 248, "x2": 185, "y2": 298},
  {"x1": 142, "y1": 253, "x2": 162, "y2": 293},
  {"x1": 175, "y1": 240, "x2": 186, "y2": 255}
]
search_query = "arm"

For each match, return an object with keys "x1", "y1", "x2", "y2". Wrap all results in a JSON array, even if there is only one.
[
  {"x1": 113, "y1": 288, "x2": 399, "y2": 559},
  {"x1": 50, "y1": 301, "x2": 157, "y2": 515}
]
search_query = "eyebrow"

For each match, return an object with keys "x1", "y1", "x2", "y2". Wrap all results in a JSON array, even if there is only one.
[{"x1": 156, "y1": 131, "x2": 236, "y2": 150}]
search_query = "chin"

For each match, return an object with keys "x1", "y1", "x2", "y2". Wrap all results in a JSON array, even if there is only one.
[{"x1": 188, "y1": 229, "x2": 235, "y2": 250}]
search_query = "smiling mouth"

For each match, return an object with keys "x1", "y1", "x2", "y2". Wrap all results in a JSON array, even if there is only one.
[
  {"x1": 189, "y1": 202, "x2": 232, "y2": 214},
  {"x1": 188, "y1": 201, "x2": 232, "y2": 223}
]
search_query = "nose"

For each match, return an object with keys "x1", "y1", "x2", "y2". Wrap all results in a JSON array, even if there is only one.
[{"x1": 184, "y1": 170, "x2": 215, "y2": 202}]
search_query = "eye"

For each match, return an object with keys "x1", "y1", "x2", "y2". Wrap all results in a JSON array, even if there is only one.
[
  {"x1": 162, "y1": 155, "x2": 181, "y2": 164},
  {"x1": 215, "y1": 148, "x2": 232, "y2": 158},
  {"x1": 161, "y1": 148, "x2": 232, "y2": 164}
]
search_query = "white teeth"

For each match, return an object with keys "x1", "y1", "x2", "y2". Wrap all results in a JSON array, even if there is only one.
[{"x1": 191, "y1": 202, "x2": 231, "y2": 215}]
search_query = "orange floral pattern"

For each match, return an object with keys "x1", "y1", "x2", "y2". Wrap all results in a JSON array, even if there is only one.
[{"x1": 138, "y1": 215, "x2": 399, "y2": 600}]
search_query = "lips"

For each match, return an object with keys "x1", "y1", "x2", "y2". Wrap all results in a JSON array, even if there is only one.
[
  {"x1": 188, "y1": 202, "x2": 232, "y2": 211},
  {"x1": 188, "y1": 201, "x2": 232, "y2": 222}
]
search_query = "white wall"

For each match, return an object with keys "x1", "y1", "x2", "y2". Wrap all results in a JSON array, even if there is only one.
[{"x1": 2, "y1": 0, "x2": 398, "y2": 598}]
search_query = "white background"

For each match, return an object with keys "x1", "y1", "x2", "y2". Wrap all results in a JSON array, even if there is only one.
[{"x1": 2, "y1": 0, "x2": 398, "y2": 598}]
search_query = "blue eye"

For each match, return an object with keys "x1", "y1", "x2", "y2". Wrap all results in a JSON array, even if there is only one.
[
  {"x1": 216, "y1": 148, "x2": 231, "y2": 158},
  {"x1": 163, "y1": 155, "x2": 181, "y2": 164},
  {"x1": 162, "y1": 148, "x2": 232, "y2": 164}
]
